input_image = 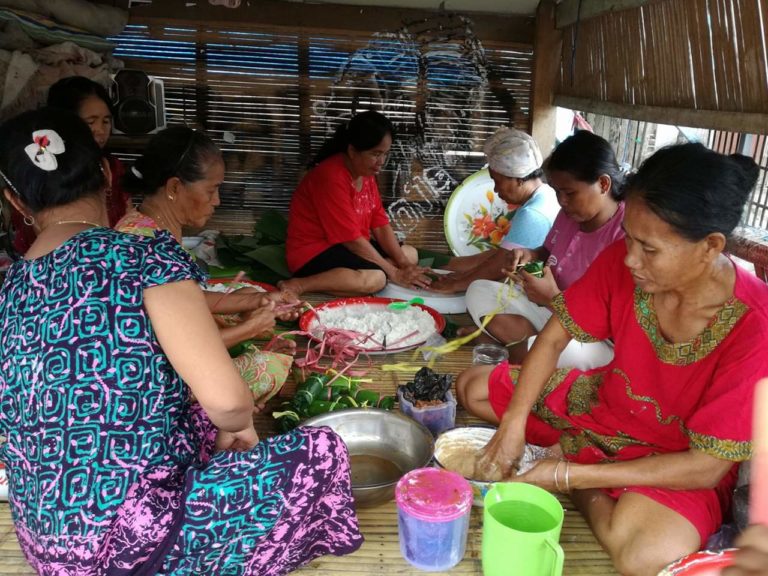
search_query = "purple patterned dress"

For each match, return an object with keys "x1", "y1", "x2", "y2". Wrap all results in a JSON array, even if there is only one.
[{"x1": 0, "y1": 228, "x2": 362, "y2": 575}]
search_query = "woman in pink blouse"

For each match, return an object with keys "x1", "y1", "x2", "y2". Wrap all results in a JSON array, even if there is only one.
[{"x1": 464, "y1": 131, "x2": 625, "y2": 368}]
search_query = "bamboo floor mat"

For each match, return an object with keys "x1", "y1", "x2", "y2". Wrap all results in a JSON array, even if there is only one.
[{"x1": 0, "y1": 300, "x2": 617, "y2": 575}]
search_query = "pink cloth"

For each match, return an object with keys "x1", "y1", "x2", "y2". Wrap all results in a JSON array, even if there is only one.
[{"x1": 543, "y1": 203, "x2": 625, "y2": 290}]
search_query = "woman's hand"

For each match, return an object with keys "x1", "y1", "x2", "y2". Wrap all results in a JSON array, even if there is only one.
[
  {"x1": 265, "y1": 289, "x2": 303, "y2": 322},
  {"x1": 723, "y1": 524, "x2": 768, "y2": 576},
  {"x1": 503, "y1": 247, "x2": 534, "y2": 272},
  {"x1": 215, "y1": 425, "x2": 259, "y2": 452},
  {"x1": 475, "y1": 417, "x2": 527, "y2": 480},
  {"x1": 239, "y1": 301, "x2": 277, "y2": 338},
  {"x1": 253, "y1": 400, "x2": 267, "y2": 416},
  {"x1": 269, "y1": 337, "x2": 297, "y2": 356},
  {"x1": 518, "y1": 266, "x2": 560, "y2": 306},
  {"x1": 389, "y1": 264, "x2": 432, "y2": 290},
  {"x1": 514, "y1": 458, "x2": 570, "y2": 492}
]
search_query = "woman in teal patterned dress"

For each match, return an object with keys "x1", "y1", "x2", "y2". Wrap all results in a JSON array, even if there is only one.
[{"x1": 0, "y1": 109, "x2": 362, "y2": 574}]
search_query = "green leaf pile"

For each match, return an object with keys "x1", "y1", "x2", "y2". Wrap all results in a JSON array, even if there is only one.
[{"x1": 214, "y1": 209, "x2": 291, "y2": 284}]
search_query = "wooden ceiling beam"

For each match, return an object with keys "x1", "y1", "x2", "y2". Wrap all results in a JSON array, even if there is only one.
[
  {"x1": 556, "y1": 0, "x2": 653, "y2": 29},
  {"x1": 128, "y1": 0, "x2": 534, "y2": 43}
]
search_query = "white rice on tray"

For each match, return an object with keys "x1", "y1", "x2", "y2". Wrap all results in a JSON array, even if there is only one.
[{"x1": 311, "y1": 304, "x2": 437, "y2": 350}]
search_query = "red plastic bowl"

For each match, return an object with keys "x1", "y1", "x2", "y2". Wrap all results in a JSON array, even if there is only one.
[{"x1": 658, "y1": 549, "x2": 735, "y2": 576}]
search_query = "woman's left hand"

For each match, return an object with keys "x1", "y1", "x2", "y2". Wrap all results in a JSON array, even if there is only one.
[
  {"x1": 215, "y1": 425, "x2": 259, "y2": 452},
  {"x1": 519, "y1": 267, "x2": 560, "y2": 306},
  {"x1": 265, "y1": 289, "x2": 303, "y2": 321},
  {"x1": 391, "y1": 264, "x2": 432, "y2": 290},
  {"x1": 514, "y1": 458, "x2": 569, "y2": 493},
  {"x1": 239, "y1": 303, "x2": 277, "y2": 337}
]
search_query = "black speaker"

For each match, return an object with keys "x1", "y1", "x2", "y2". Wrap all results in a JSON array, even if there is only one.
[{"x1": 111, "y1": 70, "x2": 166, "y2": 135}]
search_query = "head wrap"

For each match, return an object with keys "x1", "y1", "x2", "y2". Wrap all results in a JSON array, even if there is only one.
[{"x1": 484, "y1": 127, "x2": 543, "y2": 179}]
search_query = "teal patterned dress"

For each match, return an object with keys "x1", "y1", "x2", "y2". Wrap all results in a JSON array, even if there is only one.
[{"x1": 0, "y1": 228, "x2": 362, "y2": 575}]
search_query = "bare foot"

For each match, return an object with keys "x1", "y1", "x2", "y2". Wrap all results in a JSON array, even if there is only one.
[
  {"x1": 428, "y1": 275, "x2": 464, "y2": 294},
  {"x1": 277, "y1": 278, "x2": 304, "y2": 297}
]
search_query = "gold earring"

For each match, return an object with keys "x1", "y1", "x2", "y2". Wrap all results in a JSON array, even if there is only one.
[
  {"x1": 167, "y1": 194, "x2": 175, "y2": 202},
  {"x1": 23, "y1": 214, "x2": 34, "y2": 226}
]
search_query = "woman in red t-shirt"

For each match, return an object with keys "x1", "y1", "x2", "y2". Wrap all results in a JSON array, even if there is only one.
[
  {"x1": 10, "y1": 76, "x2": 132, "y2": 255},
  {"x1": 283, "y1": 110, "x2": 431, "y2": 296}
]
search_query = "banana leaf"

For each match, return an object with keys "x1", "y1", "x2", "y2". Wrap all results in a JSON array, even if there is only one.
[
  {"x1": 207, "y1": 265, "x2": 245, "y2": 279},
  {"x1": 215, "y1": 235, "x2": 290, "y2": 282},
  {"x1": 417, "y1": 248, "x2": 452, "y2": 268},
  {"x1": 254, "y1": 209, "x2": 289, "y2": 244},
  {"x1": 243, "y1": 244, "x2": 291, "y2": 279}
]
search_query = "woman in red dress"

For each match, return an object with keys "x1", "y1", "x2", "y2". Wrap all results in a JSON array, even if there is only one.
[
  {"x1": 10, "y1": 76, "x2": 131, "y2": 255},
  {"x1": 457, "y1": 143, "x2": 768, "y2": 576}
]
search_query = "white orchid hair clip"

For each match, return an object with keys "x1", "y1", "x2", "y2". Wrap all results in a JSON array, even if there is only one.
[{"x1": 24, "y1": 129, "x2": 65, "y2": 172}]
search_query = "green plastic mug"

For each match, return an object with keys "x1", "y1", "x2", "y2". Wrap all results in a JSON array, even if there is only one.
[{"x1": 482, "y1": 482, "x2": 565, "y2": 576}]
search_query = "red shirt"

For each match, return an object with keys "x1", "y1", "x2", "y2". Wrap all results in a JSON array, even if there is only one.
[
  {"x1": 286, "y1": 153, "x2": 390, "y2": 272},
  {"x1": 10, "y1": 155, "x2": 131, "y2": 255}
]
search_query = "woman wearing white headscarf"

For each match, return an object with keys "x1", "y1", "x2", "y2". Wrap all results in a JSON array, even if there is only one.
[{"x1": 430, "y1": 127, "x2": 559, "y2": 294}]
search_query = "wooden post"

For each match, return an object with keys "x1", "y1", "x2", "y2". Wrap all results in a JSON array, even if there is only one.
[{"x1": 530, "y1": 0, "x2": 561, "y2": 157}]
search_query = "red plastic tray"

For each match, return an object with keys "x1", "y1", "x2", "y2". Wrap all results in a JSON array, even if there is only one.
[
  {"x1": 299, "y1": 296, "x2": 446, "y2": 353},
  {"x1": 658, "y1": 549, "x2": 734, "y2": 575}
]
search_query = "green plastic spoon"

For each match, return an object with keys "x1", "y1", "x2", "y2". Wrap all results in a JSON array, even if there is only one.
[{"x1": 387, "y1": 297, "x2": 425, "y2": 310}]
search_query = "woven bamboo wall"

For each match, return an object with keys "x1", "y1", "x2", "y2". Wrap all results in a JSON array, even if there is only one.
[
  {"x1": 110, "y1": 3, "x2": 536, "y2": 242},
  {"x1": 555, "y1": 0, "x2": 768, "y2": 132}
]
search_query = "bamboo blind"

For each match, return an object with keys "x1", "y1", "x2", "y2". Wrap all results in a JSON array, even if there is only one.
[
  {"x1": 555, "y1": 0, "x2": 768, "y2": 133},
  {"x1": 109, "y1": 12, "x2": 534, "y2": 238}
]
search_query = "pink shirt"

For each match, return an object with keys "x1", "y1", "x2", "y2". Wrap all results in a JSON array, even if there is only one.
[{"x1": 543, "y1": 202, "x2": 625, "y2": 290}]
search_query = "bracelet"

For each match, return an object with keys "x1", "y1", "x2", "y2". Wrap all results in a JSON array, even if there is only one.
[
  {"x1": 553, "y1": 459, "x2": 563, "y2": 493},
  {"x1": 564, "y1": 461, "x2": 571, "y2": 493}
]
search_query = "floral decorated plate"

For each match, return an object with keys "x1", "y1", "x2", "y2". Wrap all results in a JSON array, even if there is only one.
[
  {"x1": 444, "y1": 168, "x2": 518, "y2": 256},
  {"x1": 657, "y1": 549, "x2": 734, "y2": 575}
]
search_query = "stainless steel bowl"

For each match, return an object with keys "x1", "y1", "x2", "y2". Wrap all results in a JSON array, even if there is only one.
[
  {"x1": 302, "y1": 408, "x2": 434, "y2": 507},
  {"x1": 434, "y1": 425, "x2": 553, "y2": 506}
]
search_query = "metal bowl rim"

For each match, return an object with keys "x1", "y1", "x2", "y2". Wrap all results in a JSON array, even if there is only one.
[
  {"x1": 433, "y1": 424, "x2": 498, "y2": 484},
  {"x1": 302, "y1": 408, "x2": 435, "y2": 489}
]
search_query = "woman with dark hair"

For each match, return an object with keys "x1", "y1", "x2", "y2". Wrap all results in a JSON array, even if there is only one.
[
  {"x1": 118, "y1": 126, "x2": 300, "y2": 406},
  {"x1": 460, "y1": 131, "x2": 626, "y2": 367},
  {"x1": 427, "y1": 127, "x2": 560, "y2": 294},
  {"x1": 0, "y1": 108, "x2": 362, "y2": 575},
  {"x1": 9, "y1": 75, "x2": 131, "y2": 255},
  {"x1": 457, "y1": 143, "x2": 768, "y2": 576},
  {"x1": 282, "y1": 109, "x2": 430, "y2": 296}
]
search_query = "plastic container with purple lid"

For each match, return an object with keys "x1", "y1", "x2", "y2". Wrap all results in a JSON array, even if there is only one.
[
  {"x1": 397, "y1": 388, "x2": 457, "y2": 437},
  {"x1": 395, "y1": 467, "x2": 474, "y2": 571}
]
